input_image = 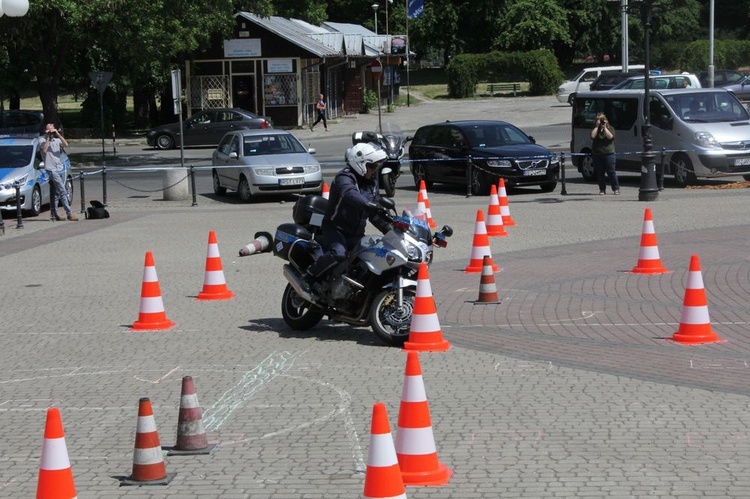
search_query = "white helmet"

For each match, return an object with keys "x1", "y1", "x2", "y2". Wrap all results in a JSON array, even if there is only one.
[{"x1": 346, "y1": 142, "x2": 387, "y2": 177}]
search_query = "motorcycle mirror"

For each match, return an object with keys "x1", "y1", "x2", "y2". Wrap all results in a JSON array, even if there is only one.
[
  {"x1": 405, "y1": 135, "x2": 413, "y2": 142},
  {"x1": 379, "y1": 196, "x2": 396, "y2": 210},
  {"x1": 381, "y1": 167, "x2": 392, "y2": 175},
  {"x1": 440, "y1": 225, "x2": 454, "y2": 237}
]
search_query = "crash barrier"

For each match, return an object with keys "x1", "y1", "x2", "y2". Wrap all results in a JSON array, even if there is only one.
[{"x1": 486, "y1": 82, "x2": 520, "y2": 97}]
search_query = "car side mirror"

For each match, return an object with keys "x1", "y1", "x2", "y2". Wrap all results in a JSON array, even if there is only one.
[
  {"x1": 228, "y1": 152, "x2": 238, "y2": 159},
  {"x1": 528, "y1": 135, "x2": 536, "y2": 144},
  {"x1": 37, "y1": 161, "x2": 45, "y2": 169},
  {"x1": 308, "y1": 147, "x2": 316, "y2": 154},
  {"x1": 405, "y1": 135, "x2": 413, "y2": 142}
]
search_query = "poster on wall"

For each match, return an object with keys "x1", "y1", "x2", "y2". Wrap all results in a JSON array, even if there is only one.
[
  {"x1": 264, "y1": 74, "x2": 297, "y2": 106},
  {"x1": 268, "y1": 59, "x2": 293, "y2": 73},
  {"x1": 224, "y1": 39, "x2": 261, "y2": 58}
]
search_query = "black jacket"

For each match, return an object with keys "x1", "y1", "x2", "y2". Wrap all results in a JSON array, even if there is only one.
[{"x1": 324, "y1": 166, "x2": 381, "y2": 236}]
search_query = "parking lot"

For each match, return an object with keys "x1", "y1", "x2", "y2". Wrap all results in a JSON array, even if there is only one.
[{"x1": 1, "y1": 95, "x2": 750, "y2": 498}]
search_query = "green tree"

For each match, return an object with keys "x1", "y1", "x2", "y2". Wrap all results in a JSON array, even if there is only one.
[{"x1": 494, "y1": 0, "x2": 572, "y2": 53}]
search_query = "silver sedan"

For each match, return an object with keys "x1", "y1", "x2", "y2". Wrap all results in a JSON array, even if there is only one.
[
  {"x1": 724, "y1": 76, "x2": 750, "y2": 101},
  {"x1": 211, "y1": 129, "x2": 322, "y2": 202}
]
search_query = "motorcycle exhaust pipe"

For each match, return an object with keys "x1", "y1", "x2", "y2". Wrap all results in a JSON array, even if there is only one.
[{"x1": 282, "y1": 264, "x2": 316, "y2": 304}]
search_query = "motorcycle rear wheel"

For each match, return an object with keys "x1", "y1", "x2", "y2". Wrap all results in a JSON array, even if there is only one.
[
  {"x1": 281, "y1": 284, "x2": 324, "y2": 330},
  {"x1": 369, "y1": 289, "x2": 415, "y2": 347}
]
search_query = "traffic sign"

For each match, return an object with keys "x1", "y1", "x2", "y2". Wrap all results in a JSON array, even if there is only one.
[{"x1": 371, "y1": 59, "x2": 382, "y2": 73}]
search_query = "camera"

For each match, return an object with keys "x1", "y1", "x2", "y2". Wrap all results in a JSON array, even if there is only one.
[{"x1": 599, "y1": 118, "x2": 606, "y2": 125}]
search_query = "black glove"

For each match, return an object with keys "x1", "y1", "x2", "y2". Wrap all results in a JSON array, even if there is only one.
[{"x1": 364, "y1": 201, "x2": 382, "y2": 214}]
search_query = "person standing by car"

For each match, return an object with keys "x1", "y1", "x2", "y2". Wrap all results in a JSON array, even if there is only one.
[
  {"x1": 304, "y1": 143, "x2": 387, "y2": 286},
  {"x1": 309, "y1": 94, "x2": 328, "y2": 132},
  {"x1": 590, "y1": 113, "x2": 620, "y2": 195},
  {"x1": 40, "y1": 123, "x2": 78, "y2": 221}
]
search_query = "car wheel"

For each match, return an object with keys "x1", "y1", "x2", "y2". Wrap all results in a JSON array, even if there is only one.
[
  {"x1": 27, "y1": 185, "x2": 42, "y2": 217},
  {"x1": 155, "y1": 134, "x2": 174, "y2": 150},
  {"x1": 238, "y1": 175, "x2": 252, "y2": 202},
  {"x1": 470, "y1": 168, "x2": 490, "y2": 196},
  {"x1": 580, "y1": 150, "x2": 596, "y2": 182},
  {"x1": 568, "y1": 93, "x2": 576, "y2": 106},
  {"x1": 743, "y1": 174, "x2": 750, "y2": 181},
  {"x1": 212, "y1": 170, "x2": 227, "y2": 196},
  {"x1": 671, "y1": 153, "x2": 697, "y2": 188},
  {"x1": 539, "y1": 181, "x2": 557, "y2": 193},
  {"x1": 412, "y1": 163, "x2": 432, "y2": 189}
]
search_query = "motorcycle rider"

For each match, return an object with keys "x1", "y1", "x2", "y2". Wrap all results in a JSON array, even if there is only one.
[{"x1": 303, "y1": 142, "x2": 388, "y2": 288}]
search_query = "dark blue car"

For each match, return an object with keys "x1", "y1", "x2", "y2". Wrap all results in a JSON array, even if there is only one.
[{"x1": 408, "y1": 120, "x2": 560, "y2": 194}]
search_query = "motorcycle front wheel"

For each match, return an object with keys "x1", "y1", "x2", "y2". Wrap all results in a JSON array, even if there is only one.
[
  {"x1": 281, "y1": 284, "x2": 324, "y2": 330},
  {"x1": 369, "y1": 288, "x2": 415, "y2": 347},
  {"x1": 381, "y1": 171, "x2": 397, "y2": 197}
]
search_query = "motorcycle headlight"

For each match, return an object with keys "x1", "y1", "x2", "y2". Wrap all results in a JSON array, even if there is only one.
[
  {"x1": 487, "y1": 159, "x2": 512, "y2": 168},
  {"x1": 405, "y1": 242, "x2": 421, "y2": 261},
  {"x1": 304, "y1": 164, "x2": 321, "y2": 174}
]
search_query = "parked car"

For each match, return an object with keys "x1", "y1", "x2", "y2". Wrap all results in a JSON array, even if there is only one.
[
  {"x1": 589, "y1": 71, "x2": 646, "y2": 91},
  {"x1": 147, "y1": 108, "x2": 272, "y2": 150},
  {"x1": 611, "y1": 73, "x2": 701, "y2": 90},
  {"x1": 0, "y1": 135, "x2": 73, "y2": 216},
  {"x1": 556, "y1": 65, "x2": 646, "y2": 105},
  {"x1": 211, "y1": 129, "x2": 322, "y2": 202},
  {"x1": 408, "y1": 120, "x2": 560, "y2": 195},
  {"x1": 723, "y1": 75, "x2": 750, "y2": 100},
  {"x1": 699, "y1": 70, "x2": 745, "y2": 88},
  {"x1": 0, "y1": 110, "x2": 45, "y2": 136}
]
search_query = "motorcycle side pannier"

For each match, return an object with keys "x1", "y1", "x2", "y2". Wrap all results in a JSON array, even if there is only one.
[
  {"x1": 293, "y1": 195, "x2": 328, "y2": 226},
  {"x1": 273, "y1": 223, "x2": 312, "y2": 261}
]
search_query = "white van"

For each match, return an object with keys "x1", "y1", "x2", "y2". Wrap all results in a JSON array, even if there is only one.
[
  {"x1": 570, "y1": 88, "x2": 750, "y2": 186},
  {"x1": 556, "y1": 65, "x2": 646, "y2": 105}
]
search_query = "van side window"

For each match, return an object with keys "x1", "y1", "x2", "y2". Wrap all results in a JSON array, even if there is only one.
[
  {"x1": 649, "y1": 97, "x2": 672, "y2": 129},
  {"x1": 581, "y1": 71, "x2": 597, "y2": 82},
  {"x1": 573, "y1": 97, "x2": 638, "y2": 130}
]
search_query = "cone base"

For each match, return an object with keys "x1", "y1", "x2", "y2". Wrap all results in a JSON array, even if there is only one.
[
  {"x1": 669, "y1": 331, "x2": 724, "y2": 345},
  {"x1": 166, "y1": 443, "x2": 217, "y2": 456},
  {"x1": 464, "y1": 264, "x2": 500, "y2": 274},
  {"x1": 130, "y1": 319, "x2": 175, "y2": 331},
  {"x1": 403, "y1": 339, "x2": 451, "y2": 352},
  {"x1": 121, "y1": 472, "x2": 176, "y2": 486},
  {"x1": 502, "y1": 218, "x2": 516, "y2": 227},
  {"x1": 486, "y1": 228, "x2": 507, "y2": 237},
  {"x1": 475, "y1": 296, "x2": 501, "y2": 304},
  {"x1": 196, "y1": 290, "x2": 235, "y2": 301},
  {"x1": 631, "y1": 264, "x2": 669, "y2": 274},
  {"x1": 401, "y1": 462, "x2": 453, "y2": 486}
]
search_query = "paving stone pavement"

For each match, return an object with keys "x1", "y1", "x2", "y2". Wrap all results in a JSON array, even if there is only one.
[{"x1": 1, "y1": 96, "x2": 750, "y2": 498}]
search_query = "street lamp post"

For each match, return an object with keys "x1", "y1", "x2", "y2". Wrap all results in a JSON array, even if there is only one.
[
  {"x1": 372, "y1": 3, "x2": 379, "y2": 34},
  {"x1": 638, "y1": 0, "x2": 659, "y2": 202}
]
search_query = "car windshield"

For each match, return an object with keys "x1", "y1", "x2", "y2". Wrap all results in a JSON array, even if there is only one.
[
  {"x1": 0, "y1": 145, "x2": 33, "y2": 167},
  {"x1": 462, "y1": 124, "x2": 532, "y2": 148},
  {"x1": 665, "y1": 92, "x2": 750, "y2": 123},
  {"x1": 243, "y1": 134, "x2": 306, "y2": 156}
]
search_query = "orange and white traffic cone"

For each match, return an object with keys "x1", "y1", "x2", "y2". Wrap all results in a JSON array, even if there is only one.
[
  {"x1": 362, "y1": 402, "x2": 407, "y2": 499},
  {"x1": 631, "y1": 207, "x2": 668, "y2": 274},
  {"x1": 414, "y1": 191, "x2": 429, "y2": 224},
  {"x1": 395, "y1": 351, "x2": 452, "y2": 486},
  {"x1": 418, "y1": 180, "x2": 437, "y2": 229},
  {"x1": 197, "y1": 230, "x2": 235, "y2": 301},
  {"x1": 464, "y1": 210, "x2": 499, "y2": 274},
  {"x1": 122, "y1": 398, "x2": 174, "y2": 485},
  {"x1": 37, "y1": 408, "x2": 77, "y2": 499},
  {"x1": 404, "y1": 263, "x2": 450, "y2": 352},
  {"x1": 168, "y1": 376, "x2": 216, "y2": 455},
  {"x1": 476, "y1": 255, "x2": 500, "y2": 303},
  {"x1": 670, "y1": 255, "x2": 723, "y2": 345},
  {"x1": 485, "y1": 184, "x2": 507, "y2": 237},
  {"x1": 131, "y1": 252, "x2": 175, "y2": 331},
  {"x1": 497, "y1": 178, "x2": 516, "y2": 227},
  {"x1": 321, "y1": 181, "x2": 330, "y2": 200}
]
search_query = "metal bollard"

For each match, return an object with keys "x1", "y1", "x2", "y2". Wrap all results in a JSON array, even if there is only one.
[
  {"x1": 14, "y1": 183, "x2": 24, "y2": 229},
  {"x1": 79, "y1": 169, "x2": 86, "y2": 214},
  {"x1": 190, "y1": 165, "x2": 198, "y2": 207},
  {"x1": 466, "y1": 157, "x2": 473, "y2": 198},
  {"x1": 102, "y1": 164, "x2": 108, "y2": 207},
  {"x1": 0, "y1": 209, "x2": 4, "y2": 235},
  {"x1": 560, "y1": 152, "x2": 567, "y2": 195},
  {"x1": 658, "y1": 148, "x2": 666, "y2": 191}
]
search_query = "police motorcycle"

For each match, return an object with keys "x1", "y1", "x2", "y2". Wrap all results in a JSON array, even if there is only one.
[
  {"x1": 272, "y1": 191, "x2": 452, "y2": 347},
  {"x1": 352, "y1": 124, "x2": 412, "y2": 197}
]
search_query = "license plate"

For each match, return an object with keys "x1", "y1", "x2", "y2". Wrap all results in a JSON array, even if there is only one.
[
  {"x1": 522, "y1": 169, "x2": 546, "y2": 176},
  {"x1": 734, "y1": 157, "x2": 750, "y2": 166},
  {"x1": 279, "y1": 177, "x2": 304, "y2": 186}
]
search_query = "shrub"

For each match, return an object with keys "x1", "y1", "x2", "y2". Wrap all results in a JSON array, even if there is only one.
[{"x1": 362, "y1": 89, "x2": 378, "y2": 113}]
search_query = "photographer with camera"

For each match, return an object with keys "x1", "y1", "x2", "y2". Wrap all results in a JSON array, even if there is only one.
[
  {"x1": 40, "y1": 123, "x2": 78, "y2": 221},
  {"x1": 590, "y1": 113, "x2": 620, "y2": 195}
]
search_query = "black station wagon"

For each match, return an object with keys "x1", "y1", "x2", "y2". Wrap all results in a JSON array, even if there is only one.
[{"x1": 408, "y1": 120, "x2": 560, "y2": 195}]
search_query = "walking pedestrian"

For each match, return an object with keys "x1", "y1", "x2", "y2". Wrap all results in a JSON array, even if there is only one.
[{"x1": 310, "y1": 94, "x2": 328, "y2": 132}]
